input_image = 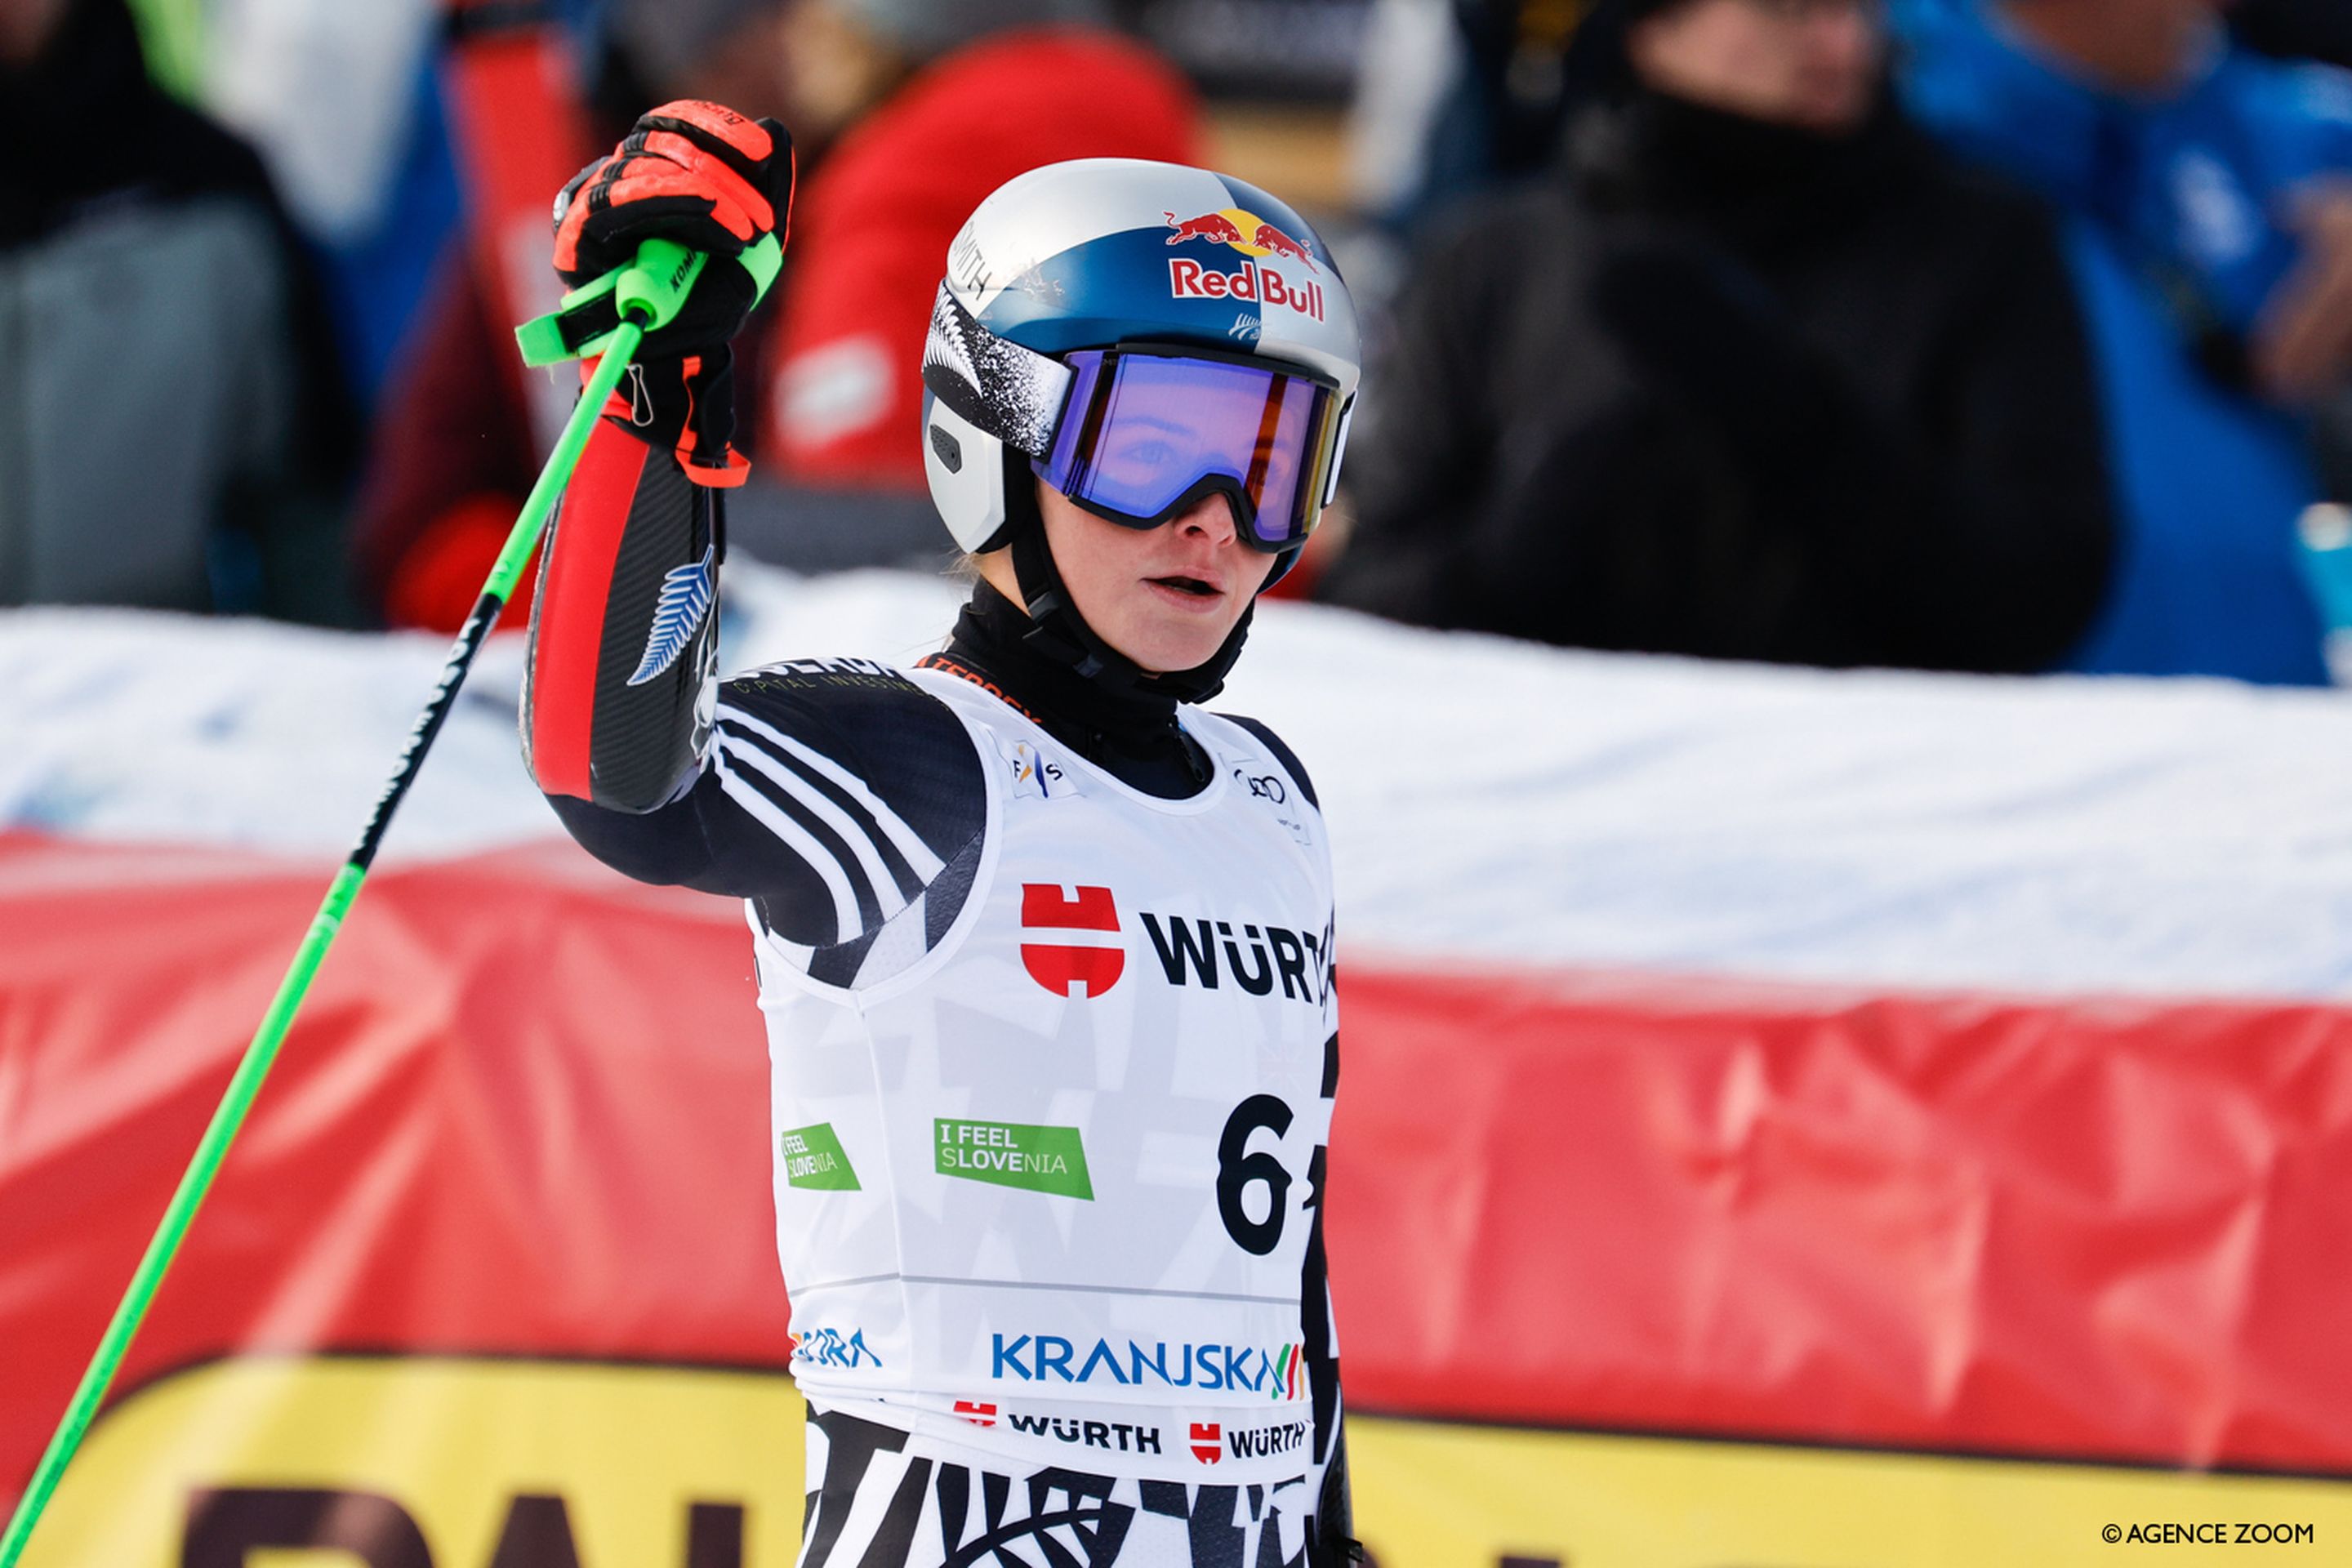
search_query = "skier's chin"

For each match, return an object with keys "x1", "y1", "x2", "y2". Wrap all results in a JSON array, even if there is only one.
[
  {"x1": 1099, "y1": 586, "x2": 1247, "y2": 675},
  {"x1": 1029, "y1": 482, "x2": 1269, "y2": 672}
]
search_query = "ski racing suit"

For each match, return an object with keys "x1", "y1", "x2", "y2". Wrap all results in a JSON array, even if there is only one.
[{"x1": 519, "y1": 388, "x2": 1350, "y2": 1568}]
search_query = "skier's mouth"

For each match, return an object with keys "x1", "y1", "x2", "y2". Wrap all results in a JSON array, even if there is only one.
[{"x1": 1149, "y1": 574, "x2": 1220, "y2": 598}]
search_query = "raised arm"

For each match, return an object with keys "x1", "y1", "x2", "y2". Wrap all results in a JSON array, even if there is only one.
[
  {"x1": 522, "y1": 98, "x2": 791, "y2": 826},
  {"x1": 519, "y1": 103, "x2": 989, "y2": 978}
]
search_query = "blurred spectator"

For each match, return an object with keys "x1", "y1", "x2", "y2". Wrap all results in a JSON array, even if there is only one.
[
  {"x1": 201, "y1": 0, "x2": 448, "y2": 404},
  {"x1": 0, "y1": 0, "x2": 357, "y2": 622},
  {"x1": 1318, "y1": 0, "x2": 2113, "y2": 672},
  {"x1": 2233, "y1": 0, "x2": 2352, "y2": 72},
  {"x1": 731, "y1": 0, "x2": 1200, "y2": 575},
  {"x1": 355, "y1": 0, "x2": 1203, "y2": 631},
  {"x1": 350, "y1": 1, "x2": 790, "y2": 639},
  {"x1": 1896, "y1": 0, "x2": 2352, "y2": 683},
  {"x1": 757, "y1": 1, "x2": 1201, "y2": 487},
  {"x1": 1350, "y1": 0, "x2": 1588, "y2": 232}
]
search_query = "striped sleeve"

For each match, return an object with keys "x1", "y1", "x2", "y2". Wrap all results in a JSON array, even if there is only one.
[{"x1": 522, "y1": 410, "x2": 987, "y2": 989}]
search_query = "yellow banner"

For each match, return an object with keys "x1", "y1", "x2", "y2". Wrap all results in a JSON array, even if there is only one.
[
  {"x1": 1351, "y1": 1416, "x2": 2347, "y2": 1567},
  {"x1": 24, "y1": 1356, "x2": 2349, "y2": 1566},
  {"x1": 28, "y1": 1357, "x2": 804, "y2": 1568}
]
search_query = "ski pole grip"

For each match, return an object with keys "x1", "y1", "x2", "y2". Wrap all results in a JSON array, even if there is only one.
[
  {"x1": 614, "y1": 237, "x2": 703, "y2": 330},
  {"x1": 514, "y1": 238, "x2": 710, "y2": 367}
]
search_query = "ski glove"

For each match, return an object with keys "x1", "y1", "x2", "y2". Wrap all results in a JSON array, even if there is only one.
[
  {"x1": 552, "y1": 100, "x2": 793, "y2": 484},
  {"x1": 554, "y1": 100, "x2": 793, "y2": 361}
]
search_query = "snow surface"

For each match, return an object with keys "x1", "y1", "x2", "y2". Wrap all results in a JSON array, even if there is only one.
[{"x1": 7, "y1": 567, "x2": 2352, "y2": 1001}]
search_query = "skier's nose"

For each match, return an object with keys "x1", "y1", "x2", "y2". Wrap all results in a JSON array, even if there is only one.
[{"x1": 1173, "y1": 492, "x2": 1240, "y2": 547}]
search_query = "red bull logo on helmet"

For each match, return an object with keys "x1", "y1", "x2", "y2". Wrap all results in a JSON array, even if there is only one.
[
  {"x1": 1163, "y1": 207, "x2": 1328, "y2": 323},
  {"x1": 1168, "y1": 256, "x2": 1327, "y2": 323},
  {"x1": 1164, "y1": 207, "x2": 1320, "y2": 274}
]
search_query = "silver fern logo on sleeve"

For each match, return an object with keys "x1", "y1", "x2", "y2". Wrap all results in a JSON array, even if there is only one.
[{"x1": 626, "y1": 546, "x2": 716, "y2": 687}]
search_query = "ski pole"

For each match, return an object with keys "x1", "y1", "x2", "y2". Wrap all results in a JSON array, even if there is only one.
[{"x1": 0, "y1": 232, "x2": 746, "y2": 1568}]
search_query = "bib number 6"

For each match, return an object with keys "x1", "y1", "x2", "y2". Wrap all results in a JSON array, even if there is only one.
[{"x1": 1217, "y1": 1094, "x2": 1294, "y2": 1255}]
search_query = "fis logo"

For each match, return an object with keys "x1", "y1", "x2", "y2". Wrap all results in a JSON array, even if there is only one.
[
  {"x1": 1005, "y1": 739, "x2": 1063, "y2": 800},
  {"x1": 1190, "y1": 1422, "x2": 1222, "y2": 1464},
  {"x1": 1019, "y1": 884, "x2": 1124, "y2": 998}
]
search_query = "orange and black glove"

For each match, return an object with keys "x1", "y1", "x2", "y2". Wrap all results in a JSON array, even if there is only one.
[{"x1": 553, "y1": 100, "x2": 794, "y2": 483}]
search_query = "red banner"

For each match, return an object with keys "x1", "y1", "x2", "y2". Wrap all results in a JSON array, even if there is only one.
[
  {"x1": 1335, "y1": 963, "x2": 2352, "y2": 1468},
  {"x1": 6, "y1": 828, "x2": 2350, "y2": 1539}
]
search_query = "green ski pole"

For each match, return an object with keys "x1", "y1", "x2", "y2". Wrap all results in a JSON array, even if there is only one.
[{"x1": 0, "y1": 232, "x2": 760, "y2": 1568}]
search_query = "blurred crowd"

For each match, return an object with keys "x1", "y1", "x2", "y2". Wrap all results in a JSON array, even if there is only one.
[{"x1": 9, "y1": 0, "x2": 2352, "y2": 685}]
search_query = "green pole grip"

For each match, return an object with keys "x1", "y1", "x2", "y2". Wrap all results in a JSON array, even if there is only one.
[
  {"x1": 616, "y1": 238, "x2": 703, "y2": 327},
  {"x1": 512, "y1": 230, "x2": 777, "y2": 372},
  {"x1": 0, "y1": 239, "x2": 679, "y2": 1568},
  {"x1": 514, "y1": 237, "x2": 706, "y2": 368}
]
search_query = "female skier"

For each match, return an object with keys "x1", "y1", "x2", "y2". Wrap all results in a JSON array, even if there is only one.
[{"x1": 521, "y1": 102, "x2": 1360, "y2": 1567}]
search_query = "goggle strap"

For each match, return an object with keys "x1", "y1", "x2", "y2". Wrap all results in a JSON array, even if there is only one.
[
  {"x1": 1323, "y1": 396, "x2": 1355, "y2": 509},
  {"x1": 920, "y1": 285, "x2": 1071, "y2": 460}
]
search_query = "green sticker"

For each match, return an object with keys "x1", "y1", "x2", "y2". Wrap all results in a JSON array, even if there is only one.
[
  {"x1": 781, "y1": 1123, "x2": 860, "y2": 1191},
  {"x1": 934, "y1": 1119, "x2": 1094, "y2": 1200}
]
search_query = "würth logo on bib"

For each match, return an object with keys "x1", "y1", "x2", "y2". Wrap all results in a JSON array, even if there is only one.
[
  {"x1": 1190, "y1": 1422, "x2": 1222, "y2": 1463},
  {"x1": 1020, "y1": 884, "x2": 1124, "y2": 998}
]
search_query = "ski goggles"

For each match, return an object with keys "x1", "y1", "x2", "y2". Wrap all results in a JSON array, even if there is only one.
[
  {"x1": 1032, "y1": 346, "x2": 1348, "y2": 552},
  {"x1": 921, "y1": 286, "x2": 1350, "y2": 554}
]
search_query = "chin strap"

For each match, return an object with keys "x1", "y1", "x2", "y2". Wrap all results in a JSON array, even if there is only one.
[{"x1": 1001, "y1": 453, "x2": 1255, "y2": 706}]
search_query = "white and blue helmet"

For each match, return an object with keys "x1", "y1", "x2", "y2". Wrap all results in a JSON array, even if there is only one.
[{"x1": 920, "y1": 158, "x2": 1361, "y2": 562}]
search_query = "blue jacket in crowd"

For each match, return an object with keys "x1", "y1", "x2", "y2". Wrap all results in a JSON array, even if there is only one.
[{"x1": 1895, "y1": 0, "x2": 2352, "y2": 684}]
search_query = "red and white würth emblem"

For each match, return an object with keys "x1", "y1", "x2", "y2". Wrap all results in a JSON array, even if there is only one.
[
  {"x1": 1189, "y1": 1421, "x2": 1222, "y2": 1463},
  {"x1": 956, "y1": 1400, "x2": 997, "y2": 1428},
  {"x1": 1019, "y1": 884, "x2": 1124, "y2": 998}
]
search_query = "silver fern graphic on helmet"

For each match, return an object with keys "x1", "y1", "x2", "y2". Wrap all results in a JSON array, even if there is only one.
[
  {"x1": 627, "y1": 546, "x2": 716, "y2": 687},
  {"x1": 921, "y1": 284, "x2": 1070, "y2": 461}
]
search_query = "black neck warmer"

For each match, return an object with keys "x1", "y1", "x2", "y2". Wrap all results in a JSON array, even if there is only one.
[
  {"x1": 920, "y1": 452, "x2": 1265, "y2": 799},
  {"x1": 929, "y1": 579, "x2": 1220, "y2": 799}
]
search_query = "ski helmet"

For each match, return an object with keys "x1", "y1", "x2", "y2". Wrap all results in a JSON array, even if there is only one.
[{"x1": 920, "y1": 158, "x2": 1361, "y2": 584}]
